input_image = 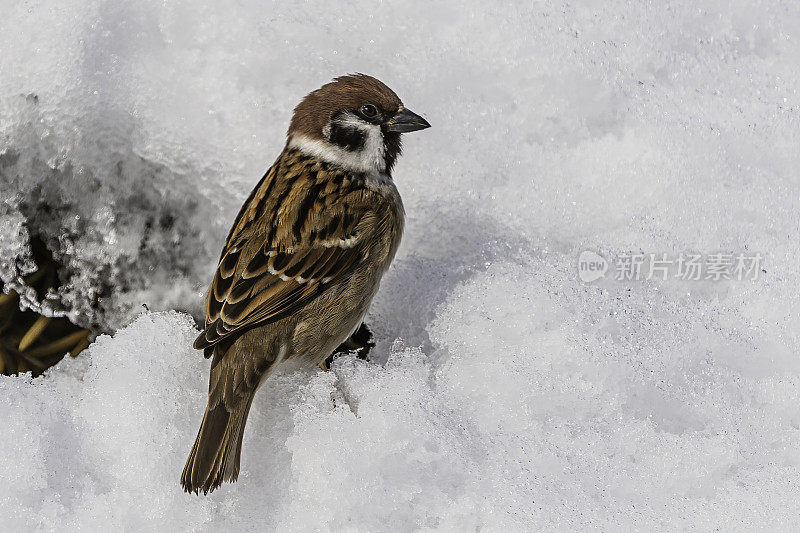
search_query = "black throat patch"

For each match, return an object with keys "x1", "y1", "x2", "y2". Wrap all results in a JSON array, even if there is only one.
[{"x1": 382, "y1": 131, "x2": 402, "y2": 174}]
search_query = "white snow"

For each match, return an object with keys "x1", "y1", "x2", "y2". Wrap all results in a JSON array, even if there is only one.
[{"x1": 2, "y1": 0, "x2": 800, "y2": 530}]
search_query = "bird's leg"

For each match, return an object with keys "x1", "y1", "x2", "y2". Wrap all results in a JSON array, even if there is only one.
[{"x1": 321, "y1": 323, "x2": 375, "y2": 370}]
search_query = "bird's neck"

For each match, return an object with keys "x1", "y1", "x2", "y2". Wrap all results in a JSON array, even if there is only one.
[{"x1": 287, "y1": 132, "x2": 387, "y2": 176}]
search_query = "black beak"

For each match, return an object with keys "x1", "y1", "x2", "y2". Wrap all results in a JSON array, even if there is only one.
[{"x1": 383, "y1": 108, "x2": 431, "y2": 133}]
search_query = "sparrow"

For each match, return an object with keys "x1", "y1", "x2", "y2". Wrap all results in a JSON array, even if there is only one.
[{"x1": 181, "y1": 74, "x2": 430, "y2": 494}]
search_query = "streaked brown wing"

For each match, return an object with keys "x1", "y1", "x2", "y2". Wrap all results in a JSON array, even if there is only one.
[
  {"x1": 194, "y1": 239, "x2": 364, "y2": 352},
  {"x1": 194, "y1": 151, "x2": 375, "y2": 355}
]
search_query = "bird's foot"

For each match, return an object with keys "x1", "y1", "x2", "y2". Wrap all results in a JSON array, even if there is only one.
[{"x1": 321, "y1": 323, "x2": 375, "y2": 370}]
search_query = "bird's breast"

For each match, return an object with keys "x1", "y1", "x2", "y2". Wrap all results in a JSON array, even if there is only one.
[{"x1": 363, "y1": 174, "x2": 404, "y2": 272}]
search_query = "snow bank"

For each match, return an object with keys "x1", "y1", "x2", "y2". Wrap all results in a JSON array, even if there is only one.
[{"x1": 2, "y1": 0, "x2": 800, "y2": 530}]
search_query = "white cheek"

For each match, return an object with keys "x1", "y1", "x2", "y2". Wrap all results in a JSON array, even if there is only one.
[
  {"x1": 360, "y1": 124, "x2": 386, "y2": 170},
  {"x1": 289, "y1": 112, "x2": 386, "y2": 174}
]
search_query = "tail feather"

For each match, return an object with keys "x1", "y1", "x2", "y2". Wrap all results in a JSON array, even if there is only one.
[{"x1": 181, "y1": 395, "x2": 255, "y2": 494}]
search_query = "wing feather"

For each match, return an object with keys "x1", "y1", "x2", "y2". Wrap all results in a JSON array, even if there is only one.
[{"x1": 194, "y1": 152, "x2": 375, "y2": 354}]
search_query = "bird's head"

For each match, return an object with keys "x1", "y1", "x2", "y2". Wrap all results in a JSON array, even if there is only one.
[{"x1": 287, "y1": 74, "x2": 430, "y2": 175}]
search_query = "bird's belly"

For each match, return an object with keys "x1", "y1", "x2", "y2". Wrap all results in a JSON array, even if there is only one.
[{"x1": 289, "y1": 265, "x2": 385, "y2": 365}]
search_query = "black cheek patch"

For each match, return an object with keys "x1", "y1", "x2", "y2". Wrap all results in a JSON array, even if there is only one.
[{"x1": 329, "y1": 121, "x2": 366, "y2": 152}]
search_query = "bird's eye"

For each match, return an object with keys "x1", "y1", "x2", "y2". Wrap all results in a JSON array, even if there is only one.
[{"x1": 359, "y1": 104, "x2": 378, "y2": 118}]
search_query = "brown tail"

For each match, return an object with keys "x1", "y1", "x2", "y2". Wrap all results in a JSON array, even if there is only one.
[{"x1": 180, "y1": 394, "x2": 256, "y2": 494}]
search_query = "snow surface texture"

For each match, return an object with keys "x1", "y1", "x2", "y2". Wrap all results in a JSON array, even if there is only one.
[{"x1": 2, "y1": 0, "x2": 800, "y2": 531}]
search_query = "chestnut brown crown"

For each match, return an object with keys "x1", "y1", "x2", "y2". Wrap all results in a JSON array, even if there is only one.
[
  {"x1": 288, "y1": 74, "x2": 403, "y2": 140},
  {"x1": 286, "y1": 74, "x2": 429, "y2": 174}
]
